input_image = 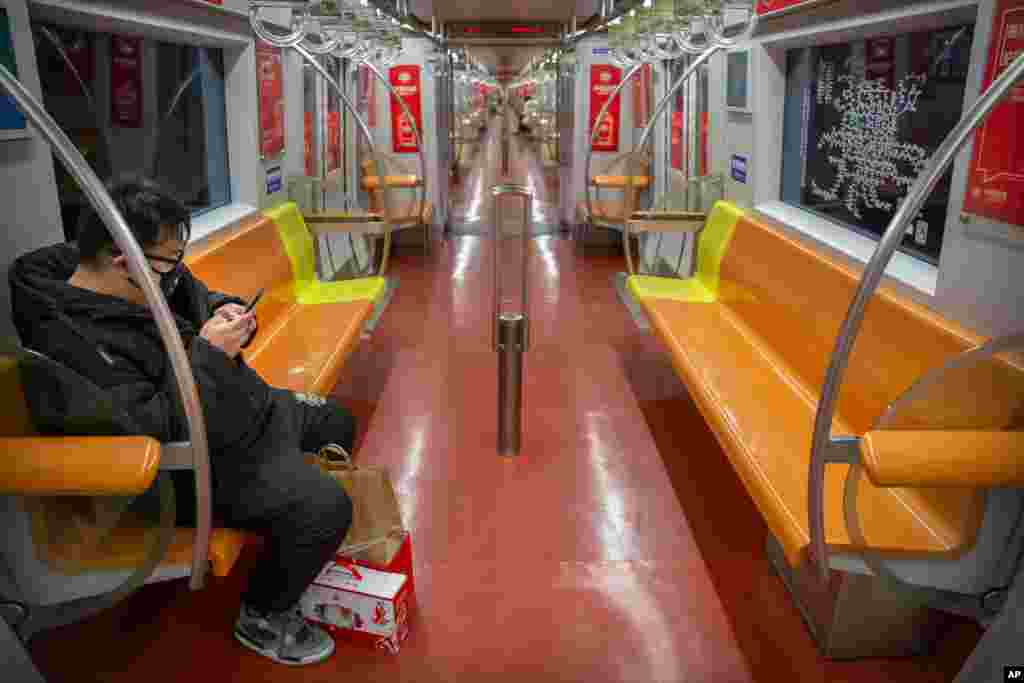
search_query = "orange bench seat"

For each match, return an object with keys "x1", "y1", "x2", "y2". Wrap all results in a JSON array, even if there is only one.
[{"x1": 632, "y1": 203, "x2": 1019, "y2": 568}]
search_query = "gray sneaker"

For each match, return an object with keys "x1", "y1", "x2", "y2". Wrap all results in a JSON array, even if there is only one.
[{"x1": 233, "y1": 604, "x2": 335, "y2": 666}]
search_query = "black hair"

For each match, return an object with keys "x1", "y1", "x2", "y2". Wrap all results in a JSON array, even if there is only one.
[{"x1": 76, "y1": 176, "x2": 191, "y2": 264}]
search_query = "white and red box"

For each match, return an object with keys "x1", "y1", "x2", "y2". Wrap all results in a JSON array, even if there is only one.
[{"x1": 300, "y1": 532, "x2": 415, "y2": 654}]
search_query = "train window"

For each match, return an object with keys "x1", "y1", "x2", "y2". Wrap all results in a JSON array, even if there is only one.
[
  {"x1": 32, "y1": 24, "x2": 231, "y2": 241},
  {"x1": 780, "y1": 24, "x2": 975, "y2": 266}
]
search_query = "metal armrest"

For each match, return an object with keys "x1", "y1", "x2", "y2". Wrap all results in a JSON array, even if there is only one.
[
  {"x1": 303, "y1": 209, "x2": 383, "y2": 223},
  {"x1": 631, "y1": 210, "x2": 707, "y2": 221},
  {"x1": 0, "y1": 436, "x2": 160, "y2": 496},
  {"x1": 861, "y1": 430, "x2": 1024, "y2": 488}
]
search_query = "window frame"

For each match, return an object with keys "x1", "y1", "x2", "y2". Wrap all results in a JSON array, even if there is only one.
[{"x1": 27, "y1": 0, "x2": 257, "y2": 242}]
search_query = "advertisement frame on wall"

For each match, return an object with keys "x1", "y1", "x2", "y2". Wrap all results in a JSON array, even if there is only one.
[
  {"x1": 589, "y1": 64, "x2": 622, "y2": 153},
  {"x1": 389, "y1": 64, "x2": 423, "y2": 154},
  {"x1": 756, "y1": 0, "x2": 831, "y2": 17},
  {"x1": 962, "y1": 0, "x2": 1024, "y2": 230},
  {"x1": 110, "y1": 35, "x2": 143, "y2": 129},
  {"x1": 256, "y1": 40, "x2": 285, "y2": 161}
]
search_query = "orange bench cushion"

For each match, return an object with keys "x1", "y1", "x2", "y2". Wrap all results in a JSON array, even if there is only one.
[
  {"x1": 637, "y1": 211, "x2": 1006, "y2": 567},
  {"x1": 185, "y1": 212, "x2": 372, "y2": 395},
  {"x1": 642, "y1": 299, "x2": 984, "y2": 567}
]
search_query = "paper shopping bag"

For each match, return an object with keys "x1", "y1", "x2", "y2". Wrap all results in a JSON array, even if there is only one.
[{"x1": 308, "y1": 447, "x2": 406, "y2": 566}]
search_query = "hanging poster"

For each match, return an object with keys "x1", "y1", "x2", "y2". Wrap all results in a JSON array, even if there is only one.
[
  {"x1": 633, "y1": 63, "x2": 652, "y2": 129},
  {"x1": 110, "y1": 35, "x2": 143, "y2": 128},
  {"x1": 0, "y1": 7, "x2": 28, "y2": 140},
  {"x1": 865, "y1": 37, "x2": 895, "y2": 91},
  {"x1": 671, "y1": 111, "x2": 684, "y2": 170},
  {"x1": 63, "y1": 30, "x2": 93, "y2": 96},
  {"x1": 389, "y1": 65, "x2": 422, "y2": 154},
  {"x1": 700, "y1": 111, "x2": 709, "y2": 176},
  {"x1": 327, "y1": 111, "x2": 341, "y2": 172},
  {"x1": 589, "y1": 64, "x2": 622, "y2": 152},
  {"x1": 256, "y1": 40, "x2": 285, "y2": 160},
  {"x1": 963, "y1": 0, "x2": 1024, "y2": 228},
  {"x1": 756, "y1": 0, "x2": 826, "y2": 16},
  {"x1": 359, "y1": 64, "x2": 377, "y2": 128},
  {"x1": 304, "y1": 111, "x2": 314, "y2": 176}
]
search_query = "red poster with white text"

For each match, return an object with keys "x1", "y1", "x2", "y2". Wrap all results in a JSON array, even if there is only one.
[
  {"x1": 327, "y1": 111, "x2": 341, "y2": 173},
  {"x1": 390, "y1": 65, "x2": 422, "y2": 154},
  {"x1": 633, "y1": 64, "x2": 652, "y2": 129},
  {"x1": 256, "y1": 40, "x2": 285, "y2": 160},
  {"x1": 64, "y1": 32, "x2": 93, "y2": 96},
  {"x1": 304, "y1": 112, "x2": 314, "y2": 176},
  {"x1": 110, "y1": 36, "x2": 142, "y2": 128},
  {"x1": 756, "y1": 0, "x2": 819, "y2": 15},
  {"x1": 963, "y1": 0, "x2": 1024, "y2": 227},
  {"x1": 589, "y1": 64, "x2": 622, "y2": 153}
]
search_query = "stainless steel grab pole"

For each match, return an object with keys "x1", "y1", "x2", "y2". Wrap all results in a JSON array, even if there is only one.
[
  {"x1": 491, "y1": 184, "x2": 533, "y2": 455},
  {"x1": 807, "y1": 51, "x2": 1024, "y2": 582},
  {"x1": 0, "y1": 64, "x2": 213, "y2": 590}
]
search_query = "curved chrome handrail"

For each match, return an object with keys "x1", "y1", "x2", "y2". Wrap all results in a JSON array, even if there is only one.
[
  {"x1": 0, "y1": 64, "x2": 214, "y2": 590},
  {"x1": 292, "y1": 43, "x2": 392, "y2": 276},
  {"x1": 250, "y1": 2, "x2": 309, "y2": 48},
  {"x1": 808, "y1": 52, "x2": 1024, "y2": 581}
]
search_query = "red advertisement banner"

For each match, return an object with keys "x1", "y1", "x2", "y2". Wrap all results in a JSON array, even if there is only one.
[
  {"x1": 963, "y1": 0, "x2": 1024, "y2": 227},
  {"x1": 110, "y1": 36, "x2": 142, "y2": 128},
  {"x1": 304, "y1": 111, "x2": 314, "y2": 176},
  {"x1": 589, "y1": 64, "x2": 622, "y2": 153},
  {"x1": 327, "y1": 111, "x2": 341, "y2": 173},
  {"x1": 390, "y1": 65, "x2": 423, "y2": 154},
  {"x1": 256, "y1": 40, "x2": 285, "y2": 160},
  {"x1": 671, "y1": 110, "x2": 684, "y2": 170},
  {"x1": 756, "y1": 0, "x2": 819, "y2": 15},
  {"x1": 865, "y1": 37, "x2": 895, "y2": 91},
  {"x1": 633, "y1": 63, "x2": 652, "y2": 129},
  {"x1": 64, "y1": 32, "x2": 93, "y2": 97}
]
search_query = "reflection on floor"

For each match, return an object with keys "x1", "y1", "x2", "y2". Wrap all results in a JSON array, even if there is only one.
[
  {"x1": 450, "y1": 115, "x2": 561, "y2": 236},
  {"x1": 29, "y1": 117, "x2": 982, "y2": 683}
]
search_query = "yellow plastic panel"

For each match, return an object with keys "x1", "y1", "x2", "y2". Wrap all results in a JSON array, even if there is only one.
[
  {"x1": 297, "y1": 277, "x2": 387, "y2": 305},
  {"x1": 627, "y1": 275, "x2": 714, "y2": 303},
  {"x1": 265, "y1": 202, "x2": 316, "y2": 286},
  {"x1": 695, "y1": 201, "x2": 744, "y2": 295}
]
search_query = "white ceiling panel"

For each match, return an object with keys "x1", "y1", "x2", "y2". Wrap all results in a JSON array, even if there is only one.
[{"x1": 409, "y1": 0, "x2": 600, "y2": 23}]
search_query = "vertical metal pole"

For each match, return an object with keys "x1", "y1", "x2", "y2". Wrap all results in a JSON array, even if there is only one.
[{"x1": 491, "y1": 184, "x2": 533, "y2": 456}]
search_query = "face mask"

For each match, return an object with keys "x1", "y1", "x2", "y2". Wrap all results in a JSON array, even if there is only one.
[{"x1": 160, "y1": 263, "x2": 183, "y2": 299}]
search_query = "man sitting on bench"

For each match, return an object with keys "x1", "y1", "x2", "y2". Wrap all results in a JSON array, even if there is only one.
[{"x1": 9, "y1": 177, "x2": 355, "y2": 667}]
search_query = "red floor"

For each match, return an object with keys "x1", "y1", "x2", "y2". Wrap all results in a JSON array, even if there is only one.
[{"x1": 29, "y1": 123, "x2": 981, "y2": 682}]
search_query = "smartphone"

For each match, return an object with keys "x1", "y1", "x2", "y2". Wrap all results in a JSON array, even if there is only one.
[{"x1": 244, "y1": 288, "x2": 264, "y2": 314}]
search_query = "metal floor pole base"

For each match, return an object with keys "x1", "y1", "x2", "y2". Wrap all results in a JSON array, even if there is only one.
[{"x1": 766, "y1": 534, "x2": 945, "y2": 659}]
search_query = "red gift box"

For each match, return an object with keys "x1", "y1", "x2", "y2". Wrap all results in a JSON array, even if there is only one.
[{"x1": 300, "y1": 532, "x2": 415, "y2": 654}]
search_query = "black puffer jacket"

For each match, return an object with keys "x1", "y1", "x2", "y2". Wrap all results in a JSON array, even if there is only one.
[{"x1": 9, "y1": 244, "x2": 278, "y2": 458}]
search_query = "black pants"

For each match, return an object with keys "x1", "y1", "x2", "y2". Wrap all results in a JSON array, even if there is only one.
[{"x1": 174, "y1": 390, "x2": 355, "y2": 613}]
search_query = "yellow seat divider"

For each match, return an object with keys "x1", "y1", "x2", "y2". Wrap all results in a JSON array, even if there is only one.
[
  {"x1": 627, "y1": 201, "x2": 744, "y2": 303},
  {"x1": 264, "y1": 202, "x2": 387, "y2": 304}
]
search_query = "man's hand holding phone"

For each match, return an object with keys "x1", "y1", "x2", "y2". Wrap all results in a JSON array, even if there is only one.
[
  {"x1": 201, "y1": 314, "x2": 255, "y2": 358},
  {"x1": 212, "y1": 290, "x2": 261, "y2": 353}
]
